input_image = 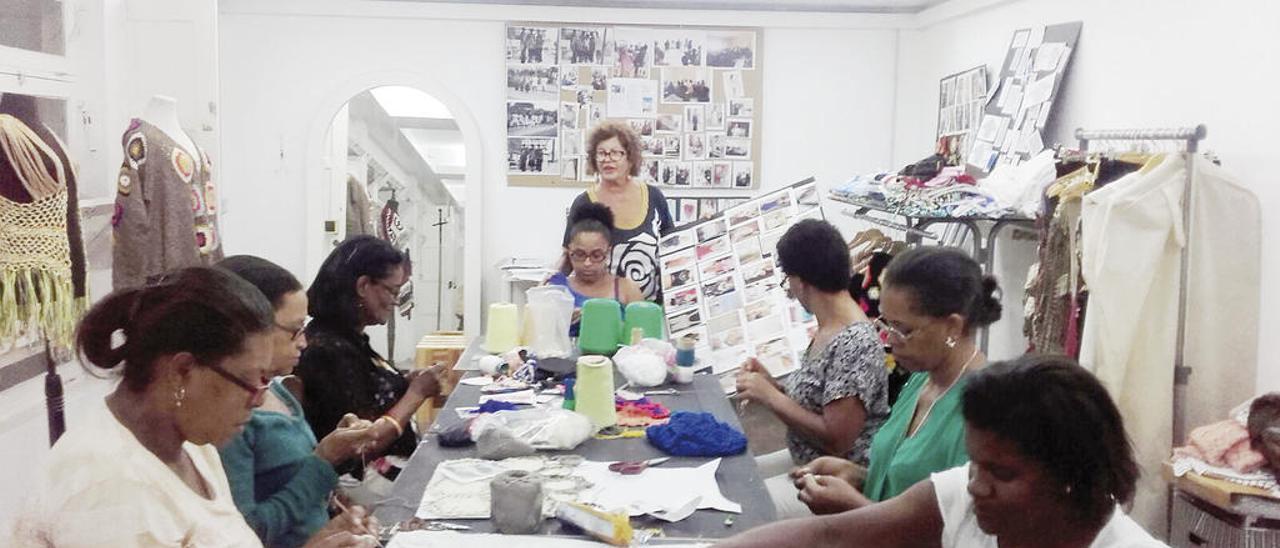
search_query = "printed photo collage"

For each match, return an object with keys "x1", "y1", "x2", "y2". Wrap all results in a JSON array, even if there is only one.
[
  {"x1": 657, "y1": 180, "x2": 822, "y2": 379},
  {"x1": 505, "y1": 23, "x2": 761, "y2": 189},
  {"x1": 666, "y1": 196, "x2": 750, "y2": 227}
]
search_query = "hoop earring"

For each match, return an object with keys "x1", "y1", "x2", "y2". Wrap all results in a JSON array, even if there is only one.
[
  {"x1": 174, "y1": 385, "x2": 186, "y2": 408},
  {"x1": 945, "y1": 336, "x2": 957, "y2": 349}
]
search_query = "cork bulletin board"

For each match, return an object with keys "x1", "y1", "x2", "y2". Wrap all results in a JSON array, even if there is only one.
[{"x1": 505, "y1": 23, "x2": 763, "y2": 190}]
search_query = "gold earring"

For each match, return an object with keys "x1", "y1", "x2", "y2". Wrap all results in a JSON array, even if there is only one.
[{"x1": 945, "y1": 336, "x2": 957, "y2": 348}]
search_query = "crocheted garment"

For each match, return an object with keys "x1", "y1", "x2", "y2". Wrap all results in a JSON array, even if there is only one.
[{"x1": 645, "y1": 411, "x2": 747, "y2": 457}]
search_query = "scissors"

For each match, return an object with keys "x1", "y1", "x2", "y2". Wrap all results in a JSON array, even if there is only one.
[{"x1": 608, "y1": 457, "x2": 670, "y2": 475}]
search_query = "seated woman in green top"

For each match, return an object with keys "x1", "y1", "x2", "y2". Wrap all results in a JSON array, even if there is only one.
[
  {"x1": 790, "y1": 247, "x2": 1003, "y2": 514},
  {"x1": 217, "y1": 256, "x2": 387, "y2": 547}
]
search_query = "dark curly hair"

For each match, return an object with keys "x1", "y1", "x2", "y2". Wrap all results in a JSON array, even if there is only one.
[
  {"x1": 882, "y1": 246, "x2": 1001, "y2": 332},
  {"x1": 560, "y1": 202, "x2": 616, "y2": 275},
  {"x1": 584, "y1": 120, "x2": 642, "y2": 177},
  {"x1": 775, "y1": 219, "x2": 851, "y2": 293},
  {"x1": 76, "y1": 267, "x2": 274, "y2": 392},
  {"x1": 963, "y1": 354, "x2": 1138, "y2": 526},
  {"x1": 308, "y1": 236, "x2": 405, "y2": 330}
]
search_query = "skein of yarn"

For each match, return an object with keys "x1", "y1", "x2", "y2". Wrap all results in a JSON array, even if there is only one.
[{"x1": 490, "y1": 470, "x2": 544, "y2": 534}]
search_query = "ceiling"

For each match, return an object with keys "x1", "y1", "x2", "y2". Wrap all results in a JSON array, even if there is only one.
[
  {"x1": 367, "y1": 86, "x2": 466, "y2": 205},
  {"x1": 382, "y1": 0, "x2": 949, "y2": 13}
]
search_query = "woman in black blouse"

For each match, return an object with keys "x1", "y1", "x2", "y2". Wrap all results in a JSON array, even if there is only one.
[{"x1": 294, "y1": 236, "x2": 441, "y2": 492}]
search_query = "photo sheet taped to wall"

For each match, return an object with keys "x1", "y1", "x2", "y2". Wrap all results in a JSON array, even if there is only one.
[{"x1": 658, "y1": 177, "x2": 821, "y2": 382}]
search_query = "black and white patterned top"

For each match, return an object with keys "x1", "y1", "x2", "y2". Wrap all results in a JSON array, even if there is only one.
[
  {"x1": 783, "y1": 321, "x2": 890, "y2": 466},
  {"x1": 563, "y1": 184, "x2": 675, "y2": 303}
]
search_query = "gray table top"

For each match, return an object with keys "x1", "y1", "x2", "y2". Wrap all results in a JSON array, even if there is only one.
[{"x1": 375, "y1": 353, "x2": 777, "y2": 540}]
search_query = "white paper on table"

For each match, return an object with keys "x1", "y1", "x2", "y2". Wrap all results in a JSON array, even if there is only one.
[
  {"x1": 1034, "y1": 43, "x2": 1066, "y2": 72},
  {"x1": 1023, "y1": 73, "x2": 1056, "y2": 107},
  {"x1": 976, "y1": 115, "x2": 1003, "y2": 142},
  {"x1": 479, "y1": 389, "x2": 537, "y2": 405},
  {"x1": 574, "y1": 458, "x2": 742, "y2": 521},
  {"x1": 389, "y1": 531, "x2": 612, "y2": 548},
  {"x1": 606, "y1": 78, "x2": 658, "y2": 118},
  {"x1": 460, "y1": 376, "x2": 495, "y2": 387}
]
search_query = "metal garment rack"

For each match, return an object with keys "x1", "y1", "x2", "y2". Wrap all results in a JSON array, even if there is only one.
[
  {"x1": 1075, "y1": 124, "x2": 1206, "y2": 446},
  {"x1": 830, "y1": 194, "x2": 1036, "y2": 353}
]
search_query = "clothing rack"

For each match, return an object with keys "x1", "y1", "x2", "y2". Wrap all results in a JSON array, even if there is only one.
[{"x1": 1075, "y1": 124, "x2": 1206, "y2": 445}]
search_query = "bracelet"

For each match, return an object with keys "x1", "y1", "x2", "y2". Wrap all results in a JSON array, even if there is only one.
[{"x1": 377, "y1": 415, "x2": 404, "y2": 437}]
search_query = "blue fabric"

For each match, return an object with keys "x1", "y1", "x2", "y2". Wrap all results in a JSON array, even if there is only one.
[
  {"x1": 476, "y1": 400, "x2": 520, "y2": 414},
  {"x1": 646, "y1": 411, "x2": 748, "y2": 457}
]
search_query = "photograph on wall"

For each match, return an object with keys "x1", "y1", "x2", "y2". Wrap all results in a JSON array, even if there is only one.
[
  {"x1": 667, "y1": 306, "x2": 703, "y2": 333},
  {"x1": 627, "y1": 118, "x2": 655, "y2": 137},
  {"x1": 726, "y1": 119, "x2": 751, "y2": 138},
  {"x1": 695, "y1": 235, "x2": 729, "y2": 261},
  {"x1": 664, "y1": 285, "x2": 700, "y2": 314},
  {"x1": 759, "y1": 188, "x2": 793, "y2": 214},
  {"x1": 699, "y1": 197, "x2": 721, "y2": 219},
  {"x1": 658, "y1": 227, "x2": 696, "y2": 254},
  {"x1": 653, "y1": 31, "x2": 706, "y2": 67},
  {"x1": 607, "y1": 78, "x2": 658, "y2": 118},
  {"x1": 711, "y1": 162, "x2": 731, "y2": 187},
  {"x1": 684, "y1": 105, "x2": 706, "y2": 132},
  {"x1": 561, "y1": 68, "x2": 580, "y2": 88},
  {"x1": 655, "y1": 113, "x2": 683, "y2": 132},
  {"x1": 692, "y1": 161, "x2": 713, "y2": 187},
  {"x1": 562, "y1": 157, "x2": 581, "y2": 181},
  {"x1": 733, "y1": 162, "x2": 754, "y2": 188},
  {"x1": 661, "y1": 66, "x2": 713, "y2": 104},
  {"x1": 794, "y1": 182, "x2": 819, "y2": 210},
  {"x1": 679, "y1": 196, "x2": 698, "y2": 217},
  {"x1": 507, "y1": 137, "x2": 559, "y2": 175},
  {"x1": 560, "y1": 102, "x2": 581, "y2": 129},
  {"x1": 660, "y1": 248, "x2": 697, "y2": 289},
  {"x1": 643, "y1": 158, "x2": 661, "y2": 183},
  {"x1": 759, "y1": 228, "x2": 784, "y2": 258},
  {"x1": 695, "y1": 217, "x2": 728, "y2": 242},
  {"x1": 507, "y1": 25, "x2": 559, "y2": 64},
  {"x1": 507, "y1": 101, "x2": 558, "y2": 137},
  {"x1": 722, "y1": 70, "x2": 746, "y2": 98},
  {"x1": 561, "y1": 129, "x2": 583, "y2": 156},
  {"x1": 707, "y1": 103, "x2": 727, "y2": 130},
  {"x1": 699, "y1": 254, "x2": 736, "y2": 280},
  {"x1": 606, "y1": 26, "x2": 653, "y2": 77},
  {"x1": 560, "y1": 26, "x2": 605, "y2": 64},
  {"x1": 706, "y1": 30, "x2": 756, "y2": 69},
  {"x1": 741, "y1": 258, "x2": 777, "y2": 285},
  {"x1": 507, "y1": 65, "x2": 560, "y2": 101},
  {"x1": 728, "y1": 97, "x2": 754, "y2": 117},
  {"x1": 729, "y1": 219, "x2": 759, "y2": 244},
  {"x1": 686, "y1": 133, "x2": 707, "y2": 161}
]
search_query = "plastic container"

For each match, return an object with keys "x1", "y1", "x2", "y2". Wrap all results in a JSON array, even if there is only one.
[{"x1": 578, "y1": 298, "x2": 622, "y2": 356}]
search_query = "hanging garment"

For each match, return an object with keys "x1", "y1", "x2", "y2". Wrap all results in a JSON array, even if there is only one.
[
  {"x1": 1078, "y1": 154, "x2": 1259, "y2": 534},
  {"x1": 111, "y1": 119, "x2": 223, "y2": 289},
  {"x1": 0, "y1": 114, "x2": 86, "y2": 347},
  {"x1": 346, "y1": 176, "x2": 374, "y2": 236}
]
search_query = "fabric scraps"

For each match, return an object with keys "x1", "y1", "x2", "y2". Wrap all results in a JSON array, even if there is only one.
[{"x1": 616, "y1": 397, "x2": 670, "y2": 427}]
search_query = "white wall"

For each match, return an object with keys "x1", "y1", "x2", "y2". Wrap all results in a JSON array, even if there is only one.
[
  {"x1": 216, "y1": 1, "x2": 902, "y2": 336},
  {"x1": 895, "y1": 0, "x2": 1280, "y2": 393}
]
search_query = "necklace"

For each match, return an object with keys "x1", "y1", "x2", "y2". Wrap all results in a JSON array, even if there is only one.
[{"x1": 907, "y1": 346, "x2": 980, "y2": 438}]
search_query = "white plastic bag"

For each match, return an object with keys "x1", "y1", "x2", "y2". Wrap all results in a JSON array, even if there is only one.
[
  {"x1": 471, "y1": 407, "x2": 594, "y2": 451},
  {"x1": 614, "y1": 343, "x2": 670, "y2": 387}
]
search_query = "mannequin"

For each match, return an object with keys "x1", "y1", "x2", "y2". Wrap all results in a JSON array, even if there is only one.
[
  {"x1": 141, "y1": 95, "x2": 198, "y2": 156},
  {"x1": 112, "y1": 95, "x2": 223, "y2": 289}
]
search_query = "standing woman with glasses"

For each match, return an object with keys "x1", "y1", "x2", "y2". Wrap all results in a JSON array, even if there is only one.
[
  {"x1": 563, "y1": 121, "x2": 675, "y2": 303},
  {"x1": 217, "y1": 255, "x2": 382, "y2": 548},
  {"x1": 294, "y1": 236, "x2": 442, "y2": 505},
  {"x1": 11, "y1": 267, "x2": 377, "y2": 547},
  {"x1": 547, "y1": 202, "x2": 644, "y2": 335},
  {"x1": 788, "y1": 246, "x2": 1003, "y2": 515}
]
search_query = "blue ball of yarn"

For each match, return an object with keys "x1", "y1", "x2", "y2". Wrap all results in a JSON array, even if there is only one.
[{"x1": 646, "y1": 411, "x2": 747, "y2": 457}]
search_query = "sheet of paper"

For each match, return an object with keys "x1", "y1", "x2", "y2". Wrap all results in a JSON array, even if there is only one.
[
  {"x1": 574, "y1": 458, "x2": 742, "y2": 520},
  {"x1": 1029, "y1": 130, "x2": 1045, "y2": 155},
  {"x1": 976, "y1": 114, "x2": 1004, "y2": 142},
  {"x1": 985, "y1": 77, "x2": 1003, "y2": 107},
  {"x1": 606, "y1": 78, "x2": 658, "y2": 118},
  {"x1": 460, "y1": 376, "x2": 494, "y2": 387},
  {"x1": 1016, "y1": 47, "x2": 1035, "y2": 76},
  {"x1": 389, "y1": 532, "x2": 616, "y2": 548},
  {"x1": 1036, "y1": 103, "x2": 1052, "y2": 128},
  {"x1": 966, "y1": 140, "x2": 994, "y2": 170},
  {"x1": 1000, "y1": 84, "x2": 1023, "y2": 116},
  {"x1": 1026, "y1": 25, "x2": 1045, "y2": 49},
  {"x1": 1011, "y1": 29, "x2": 1030, "y2": 49},
  {"x1": 479, "y1": 389, "x2": 537, "y2": 405},
  {"x1": 1023, "y1": 73, "x2": 1056, "y2": 107},
  {"x1": 1034, "y1": 42, "x2": 1066, "y2": 72}
]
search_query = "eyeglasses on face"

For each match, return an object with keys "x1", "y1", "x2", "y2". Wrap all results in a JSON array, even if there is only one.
[
  {"x1": 569, "y1": 249, "x2": 609, "y2": 263},
  {"x1": 205, "y1": 360, "x2": 271, "y2": 401},
  {"x1": 873, "y1": 317, "x2": 918, "y2": 344},
  {"x1": 594, "y1": 149, "x2": 627, "y2": 161},
  {"x1": 274, "y1": 317, "x2": 310, "y2": 341}
]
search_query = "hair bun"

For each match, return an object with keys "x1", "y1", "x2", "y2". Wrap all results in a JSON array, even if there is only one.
[
  {"x1": 571, "y1": 202, "x2": 615, "y2": 230},
  {"x1": 972, "y1": 275, "x2": 1003, "y2": 327}
]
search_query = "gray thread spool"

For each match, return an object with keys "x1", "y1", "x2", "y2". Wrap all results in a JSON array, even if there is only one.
[{"x1": 490, "y1": 470, "x2": 543, "y2": 534}]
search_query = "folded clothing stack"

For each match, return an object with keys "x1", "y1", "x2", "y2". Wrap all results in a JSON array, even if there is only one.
[{"x1": 1177, "y1": 419, "x2": 1266, "y2": 473}]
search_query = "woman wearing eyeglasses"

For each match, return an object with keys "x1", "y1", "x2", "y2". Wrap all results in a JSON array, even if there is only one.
[
  {"x1": 734, "y1": 219, "x2": 891, "y2": 519},
  {"x1": 12, "y1": 267, "x2": 376, "y2": 547},
  {"x1": 293, "y1": 236, "x2": 442, "y2": 505},
  {"x1": 217, "y1": 255, "x2": 383, "y2": 548},
  {"x1": 548, "y1": 202, "x2": 644, "y2": 335},
  {"x1": 563, "y1": 121, "x2": 674, "y2": 304},
  {"x1": 789, "y1": 246, "x2": 1002, "y2": 515}
]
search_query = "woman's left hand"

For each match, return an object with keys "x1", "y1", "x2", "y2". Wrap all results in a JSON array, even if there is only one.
[{"x1": 735, "y1": 368, "x2": 781, "y2": 407}]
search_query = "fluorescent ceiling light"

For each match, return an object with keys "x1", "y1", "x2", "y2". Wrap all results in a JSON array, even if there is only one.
[{"x1": 370, "y1": 86, "x2": 454, "y2": 119}]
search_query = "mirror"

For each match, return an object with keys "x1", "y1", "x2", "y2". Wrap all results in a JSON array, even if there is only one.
[{"x1": 322, "y1": 86, "x2": 466, "y2": 364}]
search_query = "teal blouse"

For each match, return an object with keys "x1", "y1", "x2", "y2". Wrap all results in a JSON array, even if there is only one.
[
  {"x1": 219, "y1": 380, "x2": 338, "y2": 548},
  {"x1": 862, "y1": 372, "x2": 969, "y2": 502}
]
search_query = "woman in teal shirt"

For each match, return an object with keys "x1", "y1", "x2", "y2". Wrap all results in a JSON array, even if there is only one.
[
  {"x1": 218, "y1": 256, "x2": 382, "y2": 547},
  {"x1": 790, "y1": 247, "x2": 1003, "y2": 513}
]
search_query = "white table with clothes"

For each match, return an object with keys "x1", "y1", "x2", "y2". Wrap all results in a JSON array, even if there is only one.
[{"x1": 373, "y1": 357, "x2": 777, "y2": 540}]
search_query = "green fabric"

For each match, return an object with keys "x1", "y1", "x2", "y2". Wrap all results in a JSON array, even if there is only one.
[
  {"x1": 219, "y1": 380, "x2": 338, "y2": 548},
  {"x1": 862, "y1": 372, "x2": 969, "y2": 502}
]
